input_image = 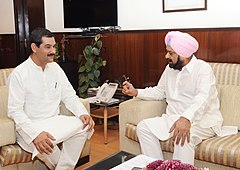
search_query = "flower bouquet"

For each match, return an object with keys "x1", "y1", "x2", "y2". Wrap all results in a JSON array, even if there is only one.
[{"x1": 142, "y1": 160, "x2": 209, "y2": 170}]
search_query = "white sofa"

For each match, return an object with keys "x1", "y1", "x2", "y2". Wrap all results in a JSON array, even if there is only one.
[
  {"x1": 119, "y1": 62, "x2": 240, "y2": 170},
  {"x1": 0, "y1": 68, "x2": 91, "y2": 170}
]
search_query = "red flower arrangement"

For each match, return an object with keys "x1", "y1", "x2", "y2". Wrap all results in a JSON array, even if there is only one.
[{"x1": 142, "y1": 160, "x2": 209, "y2": 170}]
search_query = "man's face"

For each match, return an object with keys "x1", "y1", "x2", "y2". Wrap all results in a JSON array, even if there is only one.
[
  {"x1": 165, "y1": 45, "x2": 184, "y2": 71},
  {"x1": 32, "y1": 37, "x2": 56, "y2": 64}
]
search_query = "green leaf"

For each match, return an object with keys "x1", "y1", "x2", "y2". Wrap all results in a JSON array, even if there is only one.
[
  {"x1": 94, "y1": 62, "x2": 100, "y2": 70},
  {"x1": 79, "y1": 75, "x2": 86, "y2": 84},
  {"x1": 96, "y1": 40, "x2": 102, "y2": 49},
  {"x1": 79, "y1": 84, "x2": 89, "y2": 93},
  {"x1": 88, "y1": 73, "x2": 94, "y2": 80},
  {"x1": 86, "y1": 59, "x2": 93, "y2": 66},
  {"x1": 85, "y1": 76, "x2": 90, "y2": 83},
  {"x1": 85, "y1": 61, "x2": 93, "y2": 72},
  {"x1": 94, "y1": 70, "x2": 100, "y2": 78},
  {"x1": 92, "y1": 47, "x2": 100, "y2": 55},
  {"x1": 90, "y1": 81, "x2": 98, "y2": 87},
  {"x1": 84, "y1": 46, "x2": 92, "y2": 59},
  {"x1": 78, "y1": 80, "x2": 84, "y2": 86},
  {"x1": 78, "y1": 66, "x2": 85, "y2": 73}
]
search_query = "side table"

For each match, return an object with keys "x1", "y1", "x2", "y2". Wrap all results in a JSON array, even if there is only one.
[{"x1": 90, "y1": 101, "x2": 120, "y2": 144}]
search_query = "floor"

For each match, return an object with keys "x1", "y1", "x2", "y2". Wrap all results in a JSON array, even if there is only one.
[{"x1": 75, "y1": 120, "x2": 120, "y2": 170}]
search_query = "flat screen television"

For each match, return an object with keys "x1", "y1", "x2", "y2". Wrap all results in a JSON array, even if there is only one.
[{"x1": 63, "y1": 0, "x2": 118, "y2": 28}]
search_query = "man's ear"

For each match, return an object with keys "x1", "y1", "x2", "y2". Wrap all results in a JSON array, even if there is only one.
[{"x1": 30, "y1": 43, "x2": 38, "y2": 53}]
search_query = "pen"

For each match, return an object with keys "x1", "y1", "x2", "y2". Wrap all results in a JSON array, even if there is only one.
[
  {"x1": 55, "y1": 82, "x2": 57, "y2": 88},
  {"x1": 122, "y1": 75, "x2": 130, "y2": 82}
]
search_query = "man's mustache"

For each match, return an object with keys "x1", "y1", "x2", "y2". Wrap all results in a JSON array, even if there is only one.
[
  {"x1": 166, "y1": 58, "x2": 172, "y2": 63},
  {"x1": 47, "y1": 53, "x2": 55, "y2": 57}
]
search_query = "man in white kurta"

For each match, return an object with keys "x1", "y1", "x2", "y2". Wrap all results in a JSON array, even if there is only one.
[
  {"x1": 122, "y1": 31, "x2": 224, "y2": 165},
  {"x1": 8, "y1": 28, "x2": 95, "y2": 170}
]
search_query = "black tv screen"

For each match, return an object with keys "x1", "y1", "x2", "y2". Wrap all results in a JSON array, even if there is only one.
[{"x1": 63, "y1": 0, "x2": 118, "y2": 28}]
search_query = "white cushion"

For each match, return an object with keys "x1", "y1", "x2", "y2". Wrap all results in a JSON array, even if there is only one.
[{"x1": 219, "y1": 85, "x2": 240, "y2": 130}]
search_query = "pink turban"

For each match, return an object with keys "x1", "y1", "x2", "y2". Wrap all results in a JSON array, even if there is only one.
[{"x1": 165, "y1": 31, "x2": 199, "y2": 58}]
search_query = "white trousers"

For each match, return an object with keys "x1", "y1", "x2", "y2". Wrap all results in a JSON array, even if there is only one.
[
  {"x1": 17, "y1": 115, "x2": 92, "y2": 170},
  {"x1": 136, "y1": 118, "x2": 215, "y2": 165}
]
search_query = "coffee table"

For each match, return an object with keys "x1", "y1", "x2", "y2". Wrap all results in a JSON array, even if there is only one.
[{"x1": 84, "y1": 151, "x2": 136, "y2": 170}]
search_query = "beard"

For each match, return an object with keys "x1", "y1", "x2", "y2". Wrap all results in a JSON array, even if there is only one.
[{"x1": 166, "y1": 56, "x2": 183, "y2": 71}]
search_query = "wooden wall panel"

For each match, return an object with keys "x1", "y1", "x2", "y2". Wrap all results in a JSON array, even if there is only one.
[
  {"x1": 101, "y1": 32, "x2": 145, "y2": 88},
  {"x1": 121, "y1": 32, "x2": 145, "y2": 87},
  {"x1": 207, "y1": 30, "x2": 240, "y2": 63},
  {"x1": 27, "y1": 0, "x2": 45, "y2": 32},
  {"x1": 51, "y1": 29, "x2": 240, "y2": 89},
  {"x1": 143, "y1": 31, "x2": 167, "y2": 87},
  {"x1": 0, "y1": 35, "x2": 17, "y2": 68},
  {"x1": 100, "y1": 33, "x2": 119, "y2": 84}
]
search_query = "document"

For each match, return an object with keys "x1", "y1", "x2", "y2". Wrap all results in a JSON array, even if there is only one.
[{"x1": 110, "y1": 154, "x2": 156, "y2": 170}]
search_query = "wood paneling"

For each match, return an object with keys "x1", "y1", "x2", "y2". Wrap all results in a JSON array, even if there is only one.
[
  {"x1": 0, "y1": 35, "x2": 17, "y2": 68},
  {"x1": 106, "y1": 32, "x2": 145, "y2": 87},
  {"x1": 100, "y1": 33, "x2": 119, "y2": 84},
  {"x1": 52, "y1": 29, "x2": 240, "y2": 88},
  {"x1": 2, "y1": 29, "x2": 238, "y2": 87},
  {"x1": 143, "y1": 31, "x2": 167, "y2": 87},
  {"x1": 27, "y1": 0, "x2": 45, "y2": 33},
  {"x1": 207, "y1": 30, "x2": 240, "y2": 63}
]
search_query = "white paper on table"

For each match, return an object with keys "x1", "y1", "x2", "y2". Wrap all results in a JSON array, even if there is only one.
[{"x1": 110, "y1": 154, "x2": 156, "y2": 170}]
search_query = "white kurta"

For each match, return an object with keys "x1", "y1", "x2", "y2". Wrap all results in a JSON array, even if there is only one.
[
  {"x1": 7, "y1": 57, "x2": 90, "y2": 158},
  {"x1": 137, "y1": 56, "x2": 227, "y2": 140}
]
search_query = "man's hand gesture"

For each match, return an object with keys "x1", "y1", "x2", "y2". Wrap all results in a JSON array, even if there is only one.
[
  {"x1": 33, "y1": 131, "x2": 56, "y2": 155},
  {"x1": 169, "y1": 117, "x2": 191, "y2": 146},
  {"x1": 122, "y1": 81, "x2": 138, "y2": 97},
  {"x1": 80, "y1": 114, "x2": 95, "y2": 132}
]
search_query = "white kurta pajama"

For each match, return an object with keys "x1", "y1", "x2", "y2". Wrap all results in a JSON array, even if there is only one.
[
  {"x1": 8, "y1": 57, "x2": 92, "y2": 170},
  {"x1": 136, "y1": 56, "x2": 232, "y2": 165}
]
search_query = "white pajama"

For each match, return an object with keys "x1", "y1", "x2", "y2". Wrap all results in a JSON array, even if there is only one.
[
  {"x1": 17, "y1": 115, "x2": 90, "y2": 170},
  {"x1": 137, "y1": 117, "x2": 215, "y2": 165}
]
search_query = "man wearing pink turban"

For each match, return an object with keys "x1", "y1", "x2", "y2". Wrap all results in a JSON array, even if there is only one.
[{"x1": 122, "y1": 31, "x2": 226, "y2": 165}]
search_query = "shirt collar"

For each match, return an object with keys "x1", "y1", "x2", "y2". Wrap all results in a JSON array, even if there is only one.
[
  {"x1": 28, "y1": 57, "x2": 50, "y2": 71},
  {"x1": 182, "y1": 55, "x2": 197, "y2": 73}
]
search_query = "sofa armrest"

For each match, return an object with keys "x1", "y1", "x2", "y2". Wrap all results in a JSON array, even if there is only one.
[
  {"x1": 0, "y1": 117, "x2": 16, "y2": 147},
  {"x1": 119, "y1": 98, "x2": 167, "y2": 126},
  {"x1": 60, "y1": 98, "x2": 90, "y2": 116},
  {"x1": 119, "y1": 98, "x2": 167, "y2": 154}
]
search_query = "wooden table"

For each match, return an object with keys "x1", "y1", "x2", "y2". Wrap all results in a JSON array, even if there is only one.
[{"x1": 90, "y1": 102, "x2": 120, "y2": 144}]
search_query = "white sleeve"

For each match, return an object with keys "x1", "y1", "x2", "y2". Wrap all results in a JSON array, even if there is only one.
[{"x1": 137, "y1": 67, "x2": 167, "y2": 101}]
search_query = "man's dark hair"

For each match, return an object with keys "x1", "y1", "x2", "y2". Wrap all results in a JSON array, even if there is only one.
[{"x1": 29, "y1": 27, "x2": 53, "y2": 48}]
